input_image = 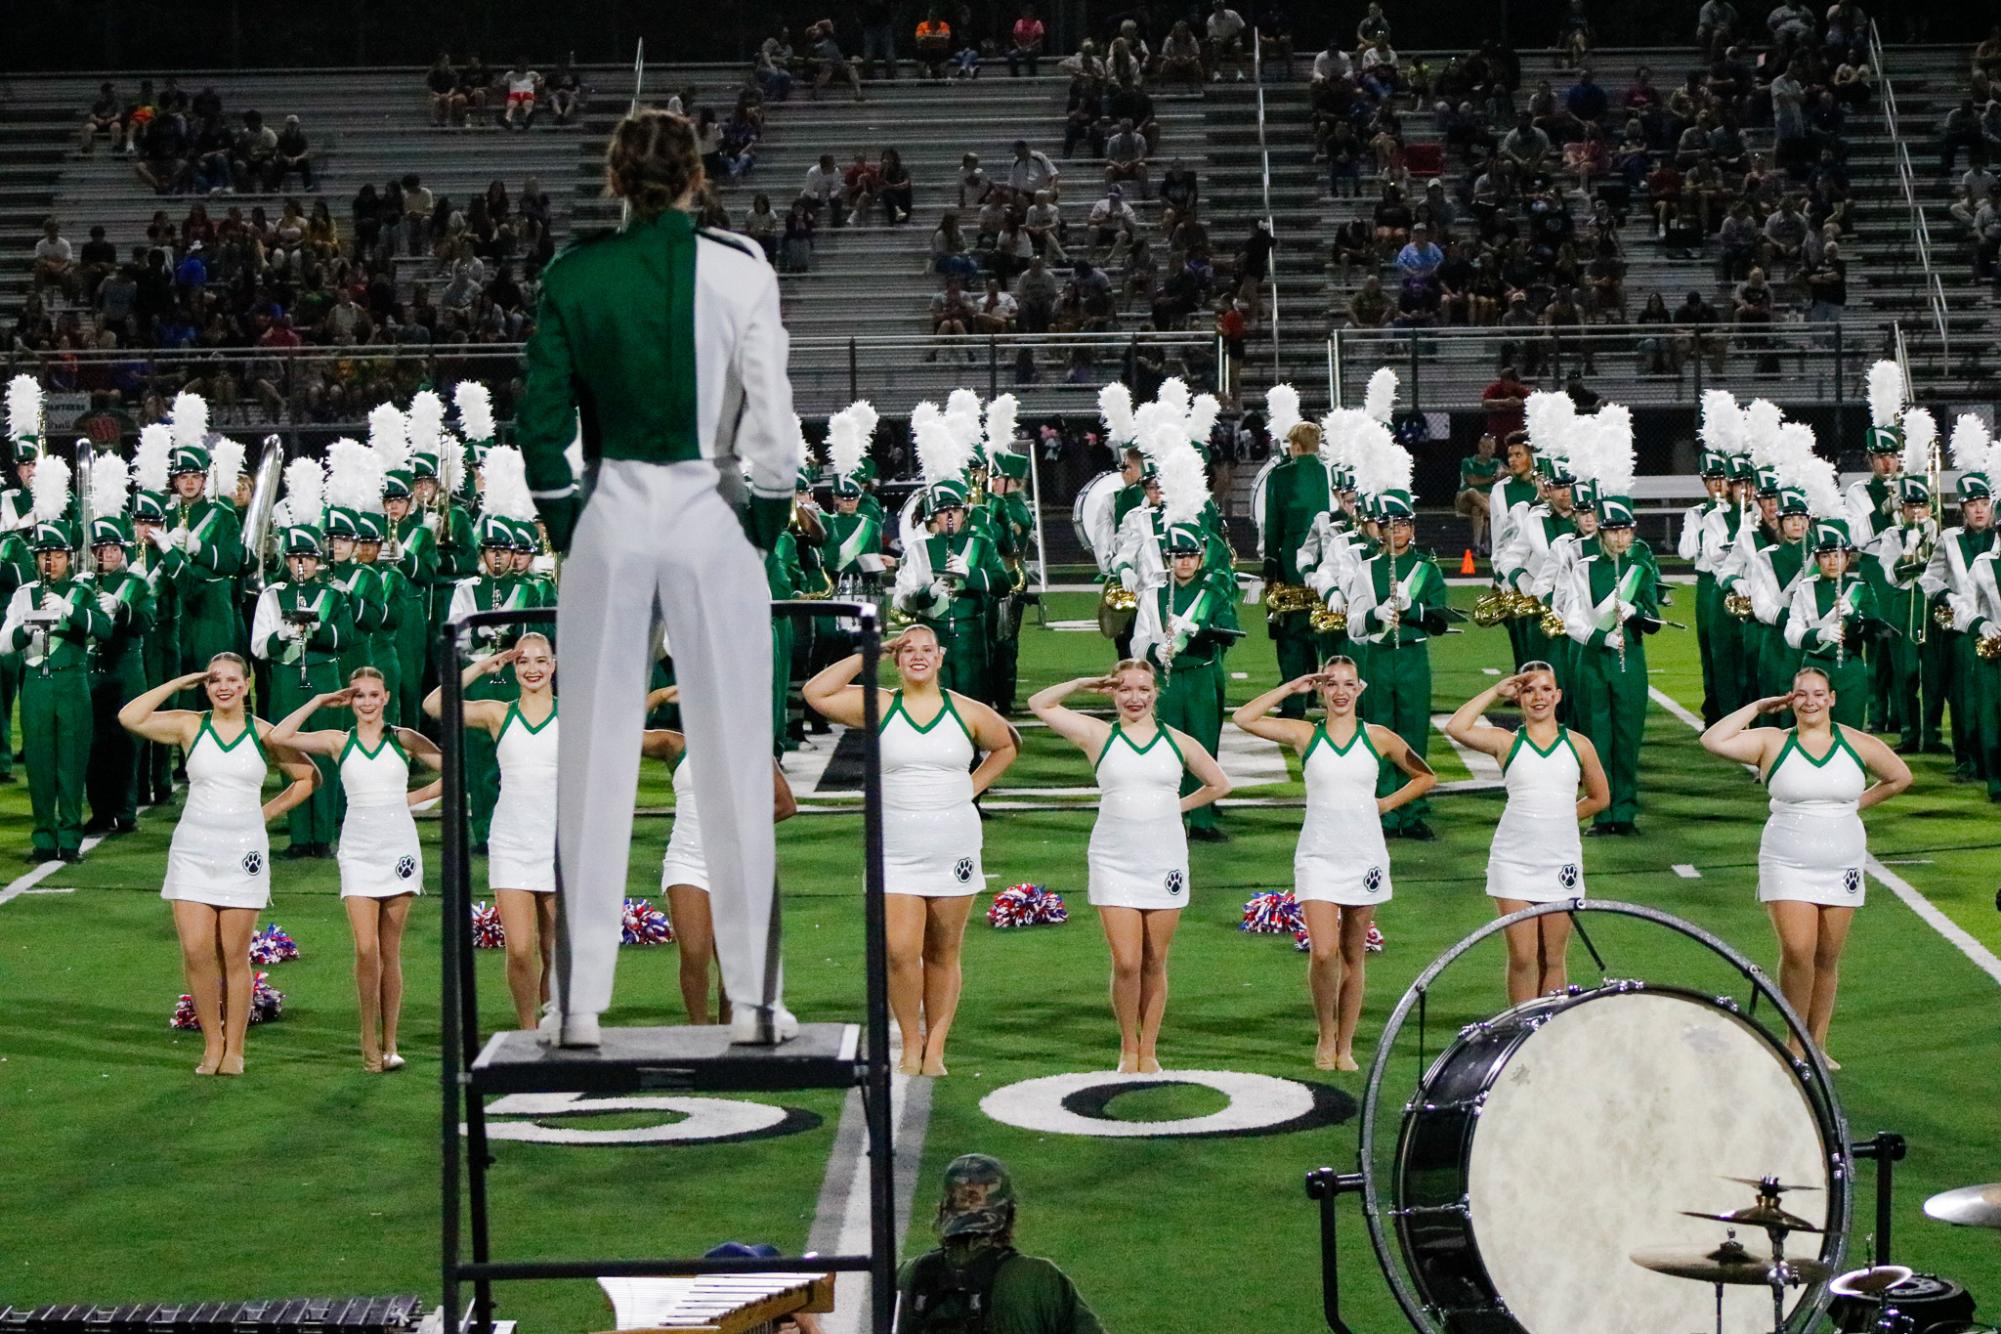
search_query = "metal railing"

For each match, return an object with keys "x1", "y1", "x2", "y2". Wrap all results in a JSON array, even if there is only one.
[
  {"x1": 1252, "y1": 27, "x2": 1281, "y2": 376},
  {"x1": 1867, "y1": 21, "x2": 1952, "y2": 366}
]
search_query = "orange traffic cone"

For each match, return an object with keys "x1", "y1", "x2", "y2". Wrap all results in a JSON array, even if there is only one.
[{"x1": 1460, "y1": 548, "x2": 1477, "y2": 575}]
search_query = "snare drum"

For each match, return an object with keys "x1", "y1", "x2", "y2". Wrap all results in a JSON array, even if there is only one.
[{"x1": 1395, "y1": 984, "x2": 1839, "y2": 1334}]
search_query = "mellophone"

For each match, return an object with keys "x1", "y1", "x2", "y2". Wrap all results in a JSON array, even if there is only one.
[
  {"x1": 0, "y1": 1295, "x2": 425, "y2": 1332},
  {"x1": 596, "y1": 1273, "x2": 835, "y2": 1334}
]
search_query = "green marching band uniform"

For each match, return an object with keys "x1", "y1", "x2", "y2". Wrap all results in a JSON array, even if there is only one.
[
  {"x1": 85, "y1": 503, "x2": 156, "y2": 834},
  {"x1": 1487, "y1": 443, "x2": 1543, "y2": 672},
  {"x1": 162, "y1": 443, "x2": 245, "y2": 695},
  {"x1": 354, "y1": 509, "x2": 409, "y2": 725},
  {"x1": 1867, "y1": 469, "x2": 1943, "y2": 751},
  {"x1": 1140, "y1": 520, "x2": 1240, "y2": 836},
  {"x1": 1346, "y1": 488, "x2": 1447, "y2": 839},
  {"x1": 982, "y1": 446, "x2": 1036, "y2": 713},
  {"x1": 1745, "y1": 481, "x2": 1813, "y2": 717},
  {"x1": 325, "y1": 506, "x2": 389, "y2": 705},
  {"x1": 765, "y1": 485, "x2": 804, "y2": 750},
  {"x1": 1785, "y1": 518, "x2": 1884, "y2": 728},
  {"x1": 895, "y1": 476, "x2": 1012, "y2": 702},
  {"x1": 1678, "y1": 448, "x2": 1739, "y2": 723},
  {"x1": 1561, "y1": 492, "x2": 1659, "y2": 834},
  {"x1": 129, "y1": 427, "x2": 180, "y2": 803},
  {"x1": 379, "y1": 467, "x2": 433, "y2": 727},
  {"x1": 450, "y1": 514, "x2": 528, "y2": 850},
  {"x1": 1496, "y1": 454, "x2": 1578, "y2": 704},
  {"x1": 1929, "y1": 445, "x2": 1998, "y2": 791},
  {"x1": 1945, "y1": 438, "x2": 2001, "y2": 797},
  {"x1": 1261, "y1": 431, "x2": 1331, "y2": 719},
  {"x1": 1846, "y1": 405, "x2": 1907, "y2": 734},
  {"x1": 819, "y1": 469, "x2": 891, "y2": 654},
  {"x1": 0, "y1": 429, "x2": 35, "y2": 787},
  {"x1": 251, "y1": 525, "x2": 354, "y2": 855},
  {"x1": 2, "y1": 510, "x2": 112, "y2": 860}
]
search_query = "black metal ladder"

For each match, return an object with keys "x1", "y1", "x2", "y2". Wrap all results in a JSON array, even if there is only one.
[{"x1": 438, "y1": 601, "x2": 896, "y2": 1333}]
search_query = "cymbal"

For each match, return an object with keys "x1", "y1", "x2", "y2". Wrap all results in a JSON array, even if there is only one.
[
  {"x1": 1722, "y1": 1176, "x2": 1823, "y2": 1195},
  {"x1": 1680, "y1": 1204, "x2": 1825, "y2": 1234},
  {"x1": 1925, "y1": 1183, "x2": 2001, "y2": 1230},
  {"x1": 1632, "y1": 1241, "x2": 1833, "y2": 1287},
  {"x1": 1830, "y1": 1265, "x2": 1915, "y2": 1297}
]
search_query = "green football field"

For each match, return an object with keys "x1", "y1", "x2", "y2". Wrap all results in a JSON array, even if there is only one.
[{"x1": 3, "y1": 585, "x2": 1999, "y2": 1332}]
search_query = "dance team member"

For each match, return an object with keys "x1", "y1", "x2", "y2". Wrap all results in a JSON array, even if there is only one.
[
  {"x1": 1444, "y1": 664, "x2": 1609, "y2": 1004},
  {"x1": 119, "y1": 656, "x2": 317, "y2": 1076},
  {"x1": 1030, "y1": 663, "x2": 1228, "y2": 1074},
  {"x1": 270, "y1": 667, "x2": 443, "y2": 1072},
  {"x1": 1233, "y1": 658, "x2": 1433, "y2": 1069},
  {"x1": 426, "y1": 635, "x2": 557, "y2": 1031},
  {"x1": 1700, "y1": 668, "x2": 1909, "y2": 1066},
  {"x1": 804, "y1": 628, "x2": 1018, "y2": 1075}
]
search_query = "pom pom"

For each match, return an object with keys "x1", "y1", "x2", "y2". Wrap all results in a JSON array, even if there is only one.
[
  {"x1": 1266, "y1": 383, "x2": 1302, "y2": 441},
  {"x1": 1240, "y1": 891, "x2": 1305, "y2": 936},
  {"x1": 620, "y1": 896, "x2": 675, "y2": 946},
  {"x1": 249, "y1": 971, "x2": 285, "y2": 1024},
  {"x1": 1866, "y1": 360, "x2": 1904, "y2": 429},
  {"x1": 453, "y1": 381, "x2": 495, "y2": 442},
  {"x1": 1364, "y1": 367, "x2": 1398, "y2": 424},
  {"x1": 471, "y1": 901, "x2": 506, "y2": 949},
  {"x1": 248, "y1": 922, "x2": 301, "y2": 965},
  {"x1": 170, "y1": 391, "x2": 209, "y2": 448},
  {"x1": 171, "y1": 993, "x2": 200, "y2": 1030},
  {"x1": 134, "y1": 423, "x2": 173, "y2": 493},
  {"x1": 987, "y1": 883, "x2": 1070, "y2": 928},
  {"x1": 7, "y1": 374, "x2": 43, "y2": 443},
  {"x1": 1098, "y1": 382, "x2": 1136, "y2": 446},
  {"x1": 1366, "y1": 922, "x2": 1385, "y2": 953}
]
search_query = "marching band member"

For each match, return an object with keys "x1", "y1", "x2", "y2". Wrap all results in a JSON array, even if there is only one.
[
  {"x1": 1868, "y1": 411, "x2": 1944, "y2": 752},
  {"x1": 118, "y1": 656, "x2": 318, "y2": 1076},
  {"x1": 1953, "y1": 495, "x2": 2001, "y2": 799},
  {"x1": 1925, "y1": 416, "x2": 1996, "y2": 782},
  {"x1": 159, "y1": 395, "x2": 245, "y2": 695},
  {"x1": 1784, "y1": 516, "x2": 1885, "y2": 725},
  {"x1": 130, "y1": 425, "x2": 179, "y2": 805},
  {"x1": 806, "y1": 630, "x2": 1017, "y2": 1074},
  {"x1": 1746, "y1": 447, "x2": 1818, "y2": 722},
  {"x1": 270, "y1": 667, "x2": 443, "y2": 1072},
  {"x1": 427, "y1": 637, "x2": 558, "y2": 1032},
  {"x1": 1344, "y1": 430, "x2": 1447, "y2": 840},
  {"x1": 982, "y1": 397, "x2": 1036, "y2": 713},
  {"x1": 642, "y1": 685, "x2": 800, "y2": 1026},
  {"x1": 1259, "y1": 384, "x2": 1330, "y2": 720},
  {"x1": 1297, "y1": 409, "x2": 1367, "y2": 668},
  {"x1": 1849, "y1": 365, "x2": 1909, "y2": 728},
  {"x1": 894, "y1": 406, "x2": 1011, "y2": 702},
  {"x1": 1233, "y1": 659, "x2": 1433, "y2": 1070},
  {"x1": 1680, "y1": 401, "x2": 1739, "y2": 723},
  {"x1": 82, "y1": 454, "x2": 156, "y2": 837},
  {"x1": 2, "y1": 460, "x2": 111, "y2": 862},
  {"x1": 325, "y1": 438, "x2": 389, "y2": 690},
  {"x1": 515, "y1": 109, "x2": 804, "y2": 1046},
  {"x1": 250, "y1": 518, "x2": 355, "y2": 858},
  {"x1": 1031, "y1": 662, "x2": 1229, "y2": 1074},
  {"x1": 1700, "y1": 667, "x2": 1911, "y2": 1065},
  {"x1": 1446, "y1": 665, "x2": 1610, "y2": 1003},
  {"x1": 1561, "y1": 421, "x2": 1660, "y2": 836},
  {"x1": 1133, "y1": 435, "x2": 1240, "y2": 842},
  {"x1": 1, "y1": 375, "x2": 45, "y2": 788}
]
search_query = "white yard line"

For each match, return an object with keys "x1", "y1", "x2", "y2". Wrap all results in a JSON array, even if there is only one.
[
  {"x1": 1434, "y1": 713, "x2": 1504, "y2": 786},
  {"x1": 1647, "y1": 684, "x2": 2001, "y2": 988},
  {"x1": 809, "y1": 1066, "x2": 932, "y2": 1334}
]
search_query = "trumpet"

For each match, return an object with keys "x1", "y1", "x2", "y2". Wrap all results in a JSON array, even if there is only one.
[
  {"x1": 1102, "y1": 577, "x2": 1138, "y2": 612},
  {"x1": 1265, "y1": 581, "x2": 1319, "y2": 615},
  {"x1": 1310, "y1": 606, "x2": 1348, "y2": 634},
  {"x1": 1724, "y1": 591, "x2": 1755, "y2": 620},
  {"x1": 1539, "y1": 606, "x2": 1568, "y2": 638},
  {"x1": 1472, "y1": 588, "x2": 1513, "y2": 627}
]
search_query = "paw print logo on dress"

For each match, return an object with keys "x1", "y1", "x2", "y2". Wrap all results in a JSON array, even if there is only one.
[
  {"x1": 396, "y1": 855, "x2": 418, "y2": 880},
  {"x1": 954, "y1": 857, "x2": 974, "y2": 884},
  {"x1": 1843, "y1": 867, "x2": 1861, "y2": 894},
  {"x1": 242, "y1": 851, "x2": 264, "y2": 876},
  {"x1": 1363, "y1": 866, "x2": 1383, "y2": 893},
  {"x1": 1558, "y1": 863, "x2": 1579, "y2": 890},
  {"x1": 1164, "y1": 869, "x2": 1185, "y2": 896}
]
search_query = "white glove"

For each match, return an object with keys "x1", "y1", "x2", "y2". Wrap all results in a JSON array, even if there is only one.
[
  {"x1": 421, "y1": 512, "x2": 440, "y2": 536},
  {"x1": 176, "y1": 528, "x2": 196, "y2": 552},
  {"x1": 97, "y1": 592, "x2": 119, "y2": 616},
  {"x1": 927, "y1": 578, "x2": 952, "y2": 603},
  {"x1": 1615, "y1": 600, "x2": 1636, "y2": 621},
  {"x1": 1606, "y1": 629, "x2": 1625, "y2": 650},
  {"x1": 1981, "y1": 622, "x2": 2001, "y2": 643},
  {"x1": 1167, "y1": 614, "x2": 1195, "y2": 642},
  {"x1": 1376, "y1": 603, "x2": 1401, "y2": 629},
  {"x1": 1822, "y1": 619, "x2": 1846, "y2": 646},
  {"x1": 149, "y1": 527, "x2": 172, "y2": 552},
  {"x1": 945, "y1": 551, "x2": 970, "y2": 577},
  {"x1": 1118, "y1": 567, "x2": 1137, "y2": 593}
]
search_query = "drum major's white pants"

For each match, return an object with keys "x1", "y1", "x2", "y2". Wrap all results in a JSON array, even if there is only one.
[{"x1": 553, "y1": 457, "x2": 779, "y2": 1019}]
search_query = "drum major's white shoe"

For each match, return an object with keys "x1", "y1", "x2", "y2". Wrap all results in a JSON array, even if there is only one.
[
  {"x1": 730, "y1": 1003, "x2": 800, "y2": 1045},
  {"x1": 535, "y1": 1005, "x2": 602, "y2": 1048}
]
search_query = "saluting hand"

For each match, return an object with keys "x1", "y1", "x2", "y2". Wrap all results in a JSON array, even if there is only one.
[{"x1": 1754, "y1": 691, "x2": 1798, "y2": 715}]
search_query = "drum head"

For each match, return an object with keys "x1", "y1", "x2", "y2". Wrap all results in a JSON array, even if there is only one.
[
  {"x1": 1465, "y1": 991, "x2": 1832, "y2": 1333},
  {"x1": 1071, "y1": 470, "x2": 1121, "y2": 573}
]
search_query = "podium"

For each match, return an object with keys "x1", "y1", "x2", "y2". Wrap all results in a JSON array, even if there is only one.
[{"x1": 437, "y1": 603, "x2": 897, "y2": 1333}]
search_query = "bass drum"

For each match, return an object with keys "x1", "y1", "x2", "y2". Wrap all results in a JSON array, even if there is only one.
[
  {"x1": 1071, "y1": 469, "x2": 1123, "y2": 576},
  {"x1": 1395, "y1": 984, "x2": 1838, "y2": 1334},
  {"x1": 1247, "y1": 453, "x2": 1282, "y2": 560},
  {"x1": 1829, "y1": 1275, "x2": 1976, "y2": 1333}
]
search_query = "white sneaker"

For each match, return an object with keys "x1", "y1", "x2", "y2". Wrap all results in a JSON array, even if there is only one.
[
  {"x1": 730, "y1": 1003, "x2": 801, "y2": 1045},
  {"x1": 535, "y1": 1005, "x2": 603, "y2": 1048}
]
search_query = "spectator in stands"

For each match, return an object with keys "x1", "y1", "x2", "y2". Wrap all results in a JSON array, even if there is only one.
[
  {"x1": 1016, "y1": 253, "x2": 1060, "y2": 331},
  {"x1": 781, "y1": 202, "x2": 816, "y2": 271},
  {"x1": 1556, "y1": 0, "x2": 1594, "y2": 69},
  {"x1": 307, "y1": 199, "x2": 341, "y2": 260},
  {"x1": 81, "y1": 82, "x2": 121, "y2": 156},
  {"x1": 1583, "y1": 236, "x2": 1624, "y2": 320},
  {"x1": 756, "y1": 30, "x2": 797, "y2": 100},
  {"x1": 1718, "y1": 200, "x2": 1762, "y2": 279},
  {"x1": 271, "y1": 115, "x2": 314, "y2": 191},
  {"x1": 1762, "y1": 195, "x2": 1809, "y2": 275},
  {"x1": 1804, "y1": 239, "x2": 1846, "y2": 321},
  {"x1": 1501, "y1": 112, "x2": 1553, "y2": 178},
  {"x1": 1941, "y1": 98, "x2": 1987, "y2": 177},
  {"x1": 1393, "y1": 222, "x2": 1443, "y2": 282},
  {"x1": 546, "y1": 59, "x2": 584, "y2": 124},
  {"x1": 74, "y1": 225, "x2": 117, "y2": 302},
  {"x1": 1009, "y1": 6, "x2": 1047, "y2": 76},
  {"x1": 1206, "y1": 0, "x2": 1250, "y2": 82},
  {"x1": 499, "y1": 58, "x2": 541, "y2": 129},
  {"x1": 1006, "y1": 139, "x2": 1061, "y2": 201},
  {"x1": 1698, "y1": 0, "x2": 1739, "y2": 56},
  {"x1": 1371, "y1": 182, "x2": 1413, "y2": 248},
  {"x1": 1160, "y1": 161, "x2": 1198, "y2": 215},
  {"x1": 1360, "y1": 38, "x2": 1402, "y2": 99},
  {"x1": 186, "y1": 114, "x2": 231, "y2": 193},
  {"x1": 958, "y1": 153, "x2": 992, "y2": 207},
  {"x1": 1540, "y1": 285, "x2": 1591, "y2": 371},
  {"x1": 932, "y1": 211, "x2": 979, "y2": 278},
  {"x1": 1325, "y1": 121, "x2": 1365, "y2": 197},
  {"x1": 1731, "y1": 265, "x2": 1779, "y2": 372},
  {"x1": 1566, "y1": 68, "x2": 1609, "y2": 125},
  {"x1": 1313, "y1": 38, "x2": 1354, "y2": 86},
  {"x1": 877, "y1": 148, "x2": 914, "y2": 225},
  {"x1": 1346, "y1": 273, "x2": 1392, "y2": 328},
  {"x1": 132, "y1": 110, "x2": 186, "y2": 193},
  {"x1": 1086, "y1": 185, "x2": 1138, "y2": 253},
  {"x1": 740, "y1": 192, "x2": 781, "y2": 260},
  {"x1": 1682, "y1": 152, "x2": 1726, "y2": 232},
  {"x1": 401, "y1": 174, "x2": 435, "y2": 256},
  {"x1": 916, "y1": 9, "x2": 955, "y2": 80},
  {"x1": 842, "y1": 151, "x2": 882, "y2": 222},
  {"x1": 799, "y1": 153, "x2": 845, "y2": 225},
  {"x1": 229, "y1": 110, "x2": 276, "y2": 192},
  {"x1": 1457, "y1": 432, "x2": 1501, "y2": 551},
  {"x1": 1357, "y1": 1, "x2": 1391, "y2": 44},
  {"x1": 929, "y1": 276, "x2": 975, "y2": 353},
  {"x1": 854, "y1": 0, "x2": 896, "y2": 80},
  {"x1": 1104, "y1": 118, "x2": 1150, "y2": 197},
  {"x1": 1767, "y1": 0, "x2": 1816, "y2": 45},
  {"x1": 32, "y1": 220, "x2": 75, "y2": 298},
  {"x1": 807, "y1": 21, "x2": 866, "y2": 102},
  {"x1": 458, "y1": 53, "x2": 493, "y2": 117},
  {"x1": 1565, "y1": 123, "x2": 1610, "y2": 190},
  {"x1": 972, "y1": 276, "x2": 1020, "y2": 332},
  {"x1": 119, "y1": 79, "x2": 157, "y2": 155},
  {"x1": 1023, "y1": 190, "x2": 1067, "y2": 261},
  {"x1": 1159, "y1": 22, "x2": 1206, "y2": 87}
]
